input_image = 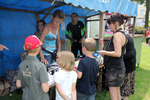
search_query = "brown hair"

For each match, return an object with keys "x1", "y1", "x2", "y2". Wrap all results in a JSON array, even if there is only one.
[
  {"x1": 57, "y1": 51, "x2": 75, "y2": 71},
  {"x1": 106, "y1": 14, "x2": 124, "y2": 26},
  {"x1": 82, "y1": 38, "x2": 96, "y2": 51},
  {"x1": 71, "y1": 12, "x2": 78, "y2": 17},
  {"x1": 37, "y1": 20, "x2": 46, "y2": 31},
  {"x1": 53, "y1": 9, "x2": 65, "y2": 20}
]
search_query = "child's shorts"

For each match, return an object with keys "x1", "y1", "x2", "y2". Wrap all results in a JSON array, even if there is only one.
[{"x1": 105, "y1": 68, "x2": 125, "y2": 87}]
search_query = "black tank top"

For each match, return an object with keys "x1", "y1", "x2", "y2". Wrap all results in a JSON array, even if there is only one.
[{"x1": 104, "y1": 28, "x2": 127, "y2": 69}]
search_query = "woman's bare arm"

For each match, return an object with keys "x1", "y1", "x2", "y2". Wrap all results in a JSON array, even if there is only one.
[
  {"x1": 55, "y1": 82, "x2": 70, "y2": 100},
  {"x1": 57, "y1": 26, "x2": 61, "y2": 52},
  {"x1": 39, "y1": 26, "x2": 49, "y2": 65}
]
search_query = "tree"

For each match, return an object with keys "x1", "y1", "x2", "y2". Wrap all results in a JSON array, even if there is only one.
[
  {"x1": 131, "y1": 0, "x2": 149, "y2": 29},
  {"x1": 145, "y1": 0, "x2": 149, "y2": 28}
]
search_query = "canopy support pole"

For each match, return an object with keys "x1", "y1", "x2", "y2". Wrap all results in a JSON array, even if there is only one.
[
  {"x1": 97, "y1": 12, "x2": 104, "y2": 93},
  {"x1": 99, "y1": 12, "x2": 104, "y2": 50},
  {"x1": 41, "y1": 5, "x2": 62, "y2": 20},
  {"x1": 36, "y1": 12, "x2": 40, "y2": 22},
  {"x1": 0, "y1": 7, "x2": 36, "y2": 13},
  {"x1": 85, "y1": 17, "x2": 87, "y2": 38},
  {"x1": 132, "y1": 17, "x2": 136, "y2": 36}
]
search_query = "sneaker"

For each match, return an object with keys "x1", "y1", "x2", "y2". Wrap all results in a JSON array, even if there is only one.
[{"x1": 144, "y1": 44, "x2": 149, "y2": 45}]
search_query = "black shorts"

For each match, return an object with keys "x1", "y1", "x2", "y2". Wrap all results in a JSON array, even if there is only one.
[{"x1": 105, "y1": 68, "x2": 125, "y2": 87}]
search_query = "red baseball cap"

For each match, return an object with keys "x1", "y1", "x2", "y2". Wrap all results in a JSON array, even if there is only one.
[{"x1": 24, "y1": 35, "x2": 43, "y2": 49}]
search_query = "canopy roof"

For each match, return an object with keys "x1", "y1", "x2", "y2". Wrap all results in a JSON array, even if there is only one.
[{"x1": 0, "y1": 0, "x2": 138, "y2": 17}]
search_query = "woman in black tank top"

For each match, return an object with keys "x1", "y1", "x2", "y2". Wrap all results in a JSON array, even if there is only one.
[{"x1": 100, "y1": 14, "x2": 127, "y2": 100}]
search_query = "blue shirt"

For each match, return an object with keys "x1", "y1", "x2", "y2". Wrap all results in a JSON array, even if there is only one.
[
  {"x1": 77, "y1": 57, "x2": 99, "y2": 95},
  {"x1": 42, "y1": 25, "x2": 58, "y2": 55}
]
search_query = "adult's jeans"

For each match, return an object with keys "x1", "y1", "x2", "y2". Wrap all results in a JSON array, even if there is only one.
[{"x1": 77, "y1": 92, "x2": 96, "y2": 100}]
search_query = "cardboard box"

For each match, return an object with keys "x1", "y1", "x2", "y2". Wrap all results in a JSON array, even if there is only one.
[
  {"x1": 0, "y1": 81, "x2": 10, "y2": 96},
  {"x1": 0, "y1": 81, "x2": 4, "y2": 96}
]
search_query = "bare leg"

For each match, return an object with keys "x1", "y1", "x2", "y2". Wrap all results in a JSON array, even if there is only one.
[
  {"x1": 123, "y1": 96, "x2": 129, "y2": 100},
  {"x1": 109, "y1": 87, "x2": 118, "y2": 100},
  {"x1": 117, "y1": 87, "x2": 121, "y2": 100}
]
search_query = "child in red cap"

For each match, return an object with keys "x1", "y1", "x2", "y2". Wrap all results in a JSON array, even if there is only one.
[
  {"x1": 16, "y1": 35, "x2": 50, "y2": 100},
  {"x1": 145, "y1": 27, "x2": 150, "y2": 45}
]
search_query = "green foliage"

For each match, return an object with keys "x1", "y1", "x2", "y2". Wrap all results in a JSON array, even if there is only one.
[
  {"x1": 149, "y1": 2, "x2": 150, "y2": 10},
  {"x1": 135, "y1": 26, "x2": 147, "y2": 35},
  {"x1": 131, "y1": 0, "x2": 149, "y2": 28},
  {"x1": 131, "y1": 0, "x2": 145, "y2": 4}
]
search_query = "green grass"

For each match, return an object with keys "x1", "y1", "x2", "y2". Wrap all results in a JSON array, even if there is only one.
[
  {"x1": 0, "y1": 89, "x2": 22, "y2": 100},
  {"x1": 129, "y1": 41, "x2": 150, "y2": 100},
  {"x1": 1, "y1": 40, "x2": 150, "y2": 100},
  {"x1": 96, "y1": 40, "x2": 150, "y2": 100}
]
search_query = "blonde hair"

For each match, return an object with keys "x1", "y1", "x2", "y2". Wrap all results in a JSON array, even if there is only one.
[
  {"x1": 57, "y1": 51, "x2": 75, "y2": 71},
  {"x1": 26, "y1": 47, "x2": 39, "y2": 54},
  {"x1": 82, "y1": 38, "x2": 96, "y2": 51}
]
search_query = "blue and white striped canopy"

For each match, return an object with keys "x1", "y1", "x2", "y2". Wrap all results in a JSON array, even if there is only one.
[{"x1": 0, "y1": 0, "x2": 138, "y2": 17}]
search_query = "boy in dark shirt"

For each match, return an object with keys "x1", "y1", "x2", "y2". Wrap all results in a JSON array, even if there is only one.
[{"x1": 77, "y1": 38, "x2": 99, "y2": 100}]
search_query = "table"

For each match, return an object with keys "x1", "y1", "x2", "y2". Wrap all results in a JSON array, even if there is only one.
[
  {"x1": 49, "y1": 84, "x2": 55, "y2": 100},
  {"x1": 97, "y1": 64, "x2": 104, "y2": 92}
]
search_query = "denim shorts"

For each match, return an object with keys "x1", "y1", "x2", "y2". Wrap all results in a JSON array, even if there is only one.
[
  {"x1": 44, "y1": 55, "x2": 55, "y2": 65},
  {"x1": 77, "y1": 92, "x2": 96, "y2": 100},
  {"x1": 105, "y1": 68, "x2": 125, "y2": 87}
]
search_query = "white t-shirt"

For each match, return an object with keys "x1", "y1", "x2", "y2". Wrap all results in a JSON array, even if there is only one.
[{"x1": 54, "y1": 70, "x2": 77, "y2": 100}]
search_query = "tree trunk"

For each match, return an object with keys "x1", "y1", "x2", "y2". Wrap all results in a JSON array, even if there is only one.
[{"x1": 145, "y1": 0, "x2": 149, "y2": 29}]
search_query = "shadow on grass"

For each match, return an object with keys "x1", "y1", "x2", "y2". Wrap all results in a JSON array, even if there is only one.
[
  {"x1": 130, "y1": 66, "x2": 150, "y2": 100},
  {"x1": 96, "y1": 91, "x2": 110, "y2": 100},
  {"x1": 0, "y1": 89, "x2": 22, "y2": 100},
  {"x1": 95, "y1": 66, "x2": 150, "y2": 100}
]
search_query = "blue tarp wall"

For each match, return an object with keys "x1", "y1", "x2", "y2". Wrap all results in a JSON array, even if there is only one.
[
  {"x1": 0, "y1": 10, "x2": 37, "y2": 76},
  {"x1": 0, "y1": 9, "x2": 85, "y2": 76}
]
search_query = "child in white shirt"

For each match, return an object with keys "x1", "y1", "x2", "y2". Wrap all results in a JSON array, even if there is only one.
[{"x1": 54, "y1": 51, "x2": 77, "y2": 100}]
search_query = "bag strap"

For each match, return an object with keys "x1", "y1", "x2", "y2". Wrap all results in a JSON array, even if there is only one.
[{"x1": 42, "y1": 48, "x2": 57, "y2": 54}]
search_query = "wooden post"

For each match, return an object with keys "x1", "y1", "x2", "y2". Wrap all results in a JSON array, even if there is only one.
[
  {"x1": 41, "y1": 5, "x2": 62, "y2": 20},
  {"x1": 99, "y1": 12, "x2": 104, "y2": 50},
  {"x1": 85, "y1": 17, "x2": 87, "y2": 38},
  {"x1": 97, "y1": 12, "x2": 104, "y2": 92},
  {"x1": 132, "y1": 17, "x2": 136, "y2": 36},
  {"x1": 36, "y1": 12, "x2": 40, "y2": 22}
]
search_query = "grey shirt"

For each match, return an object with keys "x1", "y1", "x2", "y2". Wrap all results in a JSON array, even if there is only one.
[{"x1": 17, "y1": 55, "x2": 49, "y2": 100}]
